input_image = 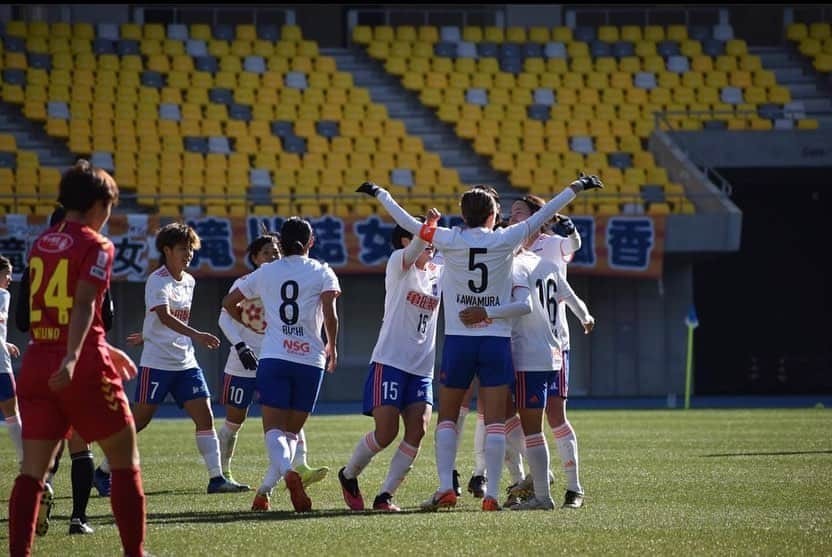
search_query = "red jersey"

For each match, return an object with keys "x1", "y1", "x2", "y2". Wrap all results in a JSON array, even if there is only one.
[{"x1": 27, "y1": 220, "x2": 113, "y2": 348}]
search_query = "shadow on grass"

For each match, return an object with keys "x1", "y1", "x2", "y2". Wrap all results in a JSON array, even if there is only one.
[{"x1": 702, "y1": 449, "x2": 832, "y2": 457}]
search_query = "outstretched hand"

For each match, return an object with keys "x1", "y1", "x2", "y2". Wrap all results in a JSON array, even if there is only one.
[
  {"x1": 356, "y1": 181, "x2": 382, "y2": 197},
  {"x1": 573, "y1": 172, "x2": 604, "y2": 191}
]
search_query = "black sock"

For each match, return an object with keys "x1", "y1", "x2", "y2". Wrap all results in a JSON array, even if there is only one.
[{"x1": 70, "y1": 450, "x2": 94, "y2": 521}]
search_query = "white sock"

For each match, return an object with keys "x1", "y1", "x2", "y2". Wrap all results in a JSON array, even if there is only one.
[
  {"x1": 525, "y1": 432, "x2": 551, "y2": 500},
  {"x1": 196, "y1": 429, "x2": 223, "y2": 479},
  {"x1": 285, "y1": 431, "x2": 298, "y2": 469},
  {"x1": 5, "y1": 415, "x2": 23, "y2": 463},
  {"x1": 380, "y1": 440, "x2": 418, "y2": 495},
  {"x1": 473, "y1": 412, "x2": 486, "y2": 476},
  {"x1": 553, "y1": 421, "x2": 582, "y2": 494},
  {"x1": 292, "y1": 427, "x2": 308, "y2": 468},
  {"x1": 456, "y1": 406, "x2": 469, "y2": 440},
  {"x1": 504, "y1": 415, "x2": 525, "y2": 484},
  {"x1": 435, "y1": 420, "x2": 458, "y2": 492},
  {"x1": 259, "y1": 428, "x2": 290, "y2": 493},
  {"x1": 343, "y1": 431, "x2": 382, "y2": 480},
  {"x1": 99, "y1": 455, "x2": 111, "y2": 474},
  {"x1": 218, "y1": 420, "x2": 242, "y2": 475},
  {"x1": 484, "y1": 423, "x2": 506, "y2": 500}
]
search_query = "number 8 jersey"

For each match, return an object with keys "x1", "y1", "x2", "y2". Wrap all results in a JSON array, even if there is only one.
[
  {"x1": 238, "y1": 255, "x2": 341, "y2": 369},
  {"x1": 27, "y1": 221, "x2": 114, "y2": 348}
]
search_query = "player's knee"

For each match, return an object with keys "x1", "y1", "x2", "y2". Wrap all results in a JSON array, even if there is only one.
[{"x1": 374, "y1": 424, "x2": 399, "y2": 448}]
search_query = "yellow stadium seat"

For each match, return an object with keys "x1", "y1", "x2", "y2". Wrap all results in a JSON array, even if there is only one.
[
  {"x1": 667, "y1": 25, "x2": 688, "y2": 42},
  {"x1": 353, "y1": 25, "x2": 372, "y2": 44},
  {"x1": 374, "y1": 25, "x2": 394, "y2": 42},
  {"x1": 462, "y1": 26, "x2": 482, "y2": 42},
  {"x1": 418, "y1": 25, "x2": 439, "y2": 43},
  {"x1": 644, "y1": 25, "x2": 665, "y2": 42},
  {"x1": 621, "y1": 25, "x2": 642, "y2": 43},
  {"x1": 809, "y1": 22, "x2": 831, "y2": 40}
]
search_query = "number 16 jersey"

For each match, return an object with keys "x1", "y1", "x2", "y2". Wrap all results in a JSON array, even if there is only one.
[{"x1": 238, "y1": 255, "x2": 341, "y2": 369}]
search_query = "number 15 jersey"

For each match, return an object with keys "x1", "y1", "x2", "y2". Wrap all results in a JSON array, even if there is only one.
[{"x1": 239, "y1": 255, "x2": 341, "y2": 369}]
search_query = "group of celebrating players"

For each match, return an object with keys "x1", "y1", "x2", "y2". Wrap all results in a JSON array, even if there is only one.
[{"x1": 2, "y1": 160, "x2": 602, "y2": 556}]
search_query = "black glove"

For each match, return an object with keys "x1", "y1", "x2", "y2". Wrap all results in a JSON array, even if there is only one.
[
  {"x1": 356, "y1": 181, "x2": 382, "y2": 197},
  {"x1": 574, "y1": 172, "x2": 604, "y2": 191},
  {"x1": 554, "y1": 214, "x2": 576, "y2": 236},
  {"x1": 235, "y1": 342, "x2": 258, "y2": 371}
]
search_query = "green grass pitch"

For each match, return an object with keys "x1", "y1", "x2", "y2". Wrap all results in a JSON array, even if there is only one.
[{"x1": 2, "y1": 408, "x2": 831, "y2": 556}]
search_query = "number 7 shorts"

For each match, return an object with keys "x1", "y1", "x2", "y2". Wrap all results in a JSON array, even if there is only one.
[
  {"x1": 362, "y1": 362, "x2": 433, "y2": 416},
  {"x1": 134, "y1": 366, "x2": 210, "y2": 407}
]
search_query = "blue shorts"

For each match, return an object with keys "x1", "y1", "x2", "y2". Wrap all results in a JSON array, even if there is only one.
[
  {"x1": 439, "y1": 335, "x2": 514, "y2": 389},
  {"x1": 0, "y1": 373, "x2": 16, "y2": 401},
  {"x1": 220, "y1": 373, "x2": 258, "y2": 409},
  {"x1": 362, "y1": 362, "x2": 433, "y2": 416},
  {"x1": 547, "y1": 350, "x2": 570, "y2": 399},
  {"x1": 257, "y1": 358, "x2": 323, "y2": 413},
  {"x1": 134, "y1": 367, "x2": 210, "y2": 407},
  {"x1": 514, "y1": 371, "x2": 556, "y2": 409}
]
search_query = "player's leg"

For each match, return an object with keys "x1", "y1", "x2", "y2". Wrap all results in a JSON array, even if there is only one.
[
  {"x1": 340, "y1": 363, "x2": 401, "y2": 510},
  {"x1": 217, "y1": 373, "x2": 256, "y2": 483},
  {"x1": 0, "y1": 378, "x2": 23, "y2": 465},
  {"x1": 453, "y1": 382, "x2": 476, "y2": 496},
  {"x1": 503, "y1": 385, "x2": 527, "y2": 507},
  {"x1": 375, "y1": 381, "x2": 432, "y2": 512},
  {"x1": 292, "y1": 427, "x2": 329, "y2": 487},
  {"x1": 97, "y1": 424, "x2": 146, "y2": 557},
  {"x1": 545, "y1": 353, "x2": 584, "y2": 508},
  {"x1": 466, "y1": 378, "x2": 487, "y2": 497},
  {"x1": 477, "y1": 336, "x2": 515, "y2": 511},
  {"x1": 510, "y1": 372, "x2": 555, "y2": 511},
  {"x1": 10, "y1": 438, "x2": 63, "y2": 555},
  {"x1": 67, "y1": 430, "x2": 95, "y2": 534}
]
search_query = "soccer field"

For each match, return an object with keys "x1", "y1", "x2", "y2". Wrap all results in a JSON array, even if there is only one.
[{"x1": 2, "y1": 408, "x2": 831, "y2": 556}]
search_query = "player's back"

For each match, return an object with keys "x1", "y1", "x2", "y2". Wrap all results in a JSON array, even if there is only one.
[
  {"x1": 432, "y1": 226, "x2": 524, "y2": 337},
  {"x1": 248, "y1": 255, "x2": 340, "y2": 368},
  {"x1": 28, "y1": 221, "x2": 112, "y2": 348},
  {"x1": 511, "y1": 250, "x2": 563, "y2": 372}
]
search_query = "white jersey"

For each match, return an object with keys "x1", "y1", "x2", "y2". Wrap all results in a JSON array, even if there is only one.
[
  {"x1": 0, "y1": 290, "x2": 10, "y2": 375},
  {"x1": 370, "y1": 249, "x2": 443, "y2": 378},
  {"x1": 140, "y1": 266, "x2": 199, "y2": 371},
  {"x1": 510, "y1": 250, "x2": 570, "y2": 372},
  {"x1": 529, "y1": 233, "x2": 579, "y2": 351},
  {"x1": 431, "y1": 221, "x2": 547, "y2": 337},
  {"x1": 239, "y1": 255, "x2": 340, "y2": 369},
  {"x1": 219, "y1": 274, "x2": 265, "y2": 378}
]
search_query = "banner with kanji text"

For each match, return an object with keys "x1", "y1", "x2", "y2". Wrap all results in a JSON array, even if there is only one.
[{"x1": 0, "y1": 213, "x2": 665, "y2": 280}]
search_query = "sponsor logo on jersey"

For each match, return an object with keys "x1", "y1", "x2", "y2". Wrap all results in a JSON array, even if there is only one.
[
  {"x1": 37, "y1": 232, "x2": 74, "y2": 253},
  {"x1": 283, "y1": 338, "x2": 311, "y2": 355},
  {"x1": 406, "y1": 291, "x2": 439, "y2": 311},
  {"x1": 90, "y1": 266, "x2": 106, "y2": 280},
  {"x1": 170, "y1": 308, "x2": 190, "y2": 322},
  {"x1": 96, "y1": 249, "x2": 109, "y2": 267}
]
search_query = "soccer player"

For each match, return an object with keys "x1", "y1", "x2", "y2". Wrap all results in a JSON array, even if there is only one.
[
  {"x1": 217, "y1": 233, "x2": 330, "y2": 488},
  {"x1": 0, "y1": 255, "x2": 23, "y2": 466},
  {"x1": 222, "y1": 217, "x2": 340, "y2": 513},
  {"x1": 506, "y1": 194, "x2": 595, "y2": 509},
  {"x1": 16, "y1": 206, "x2": 108, "y2": 535},
  {"x1": 96, "y1": 223, "x2": 245, "y2": 494},
  {"x1": 356, "y1": 173, "x2": 603, "y2": 511},
  {"x1": 9, "y1": 160, "x2": 146, "y2": 557},
  {"x1": 338, "y1": 212, "x2": 443, "y2": 512}
]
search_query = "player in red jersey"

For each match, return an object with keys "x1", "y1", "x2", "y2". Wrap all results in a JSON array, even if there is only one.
[{"x1": 8, "y1": 161, "x2": 146, "y2": 557}]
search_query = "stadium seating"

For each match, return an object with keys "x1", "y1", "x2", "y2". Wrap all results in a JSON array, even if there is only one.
[
  {"x1": 0, "y1": 21, "x2": 465, "y2": 217},
  {"x1": 0, "y1": 132, "x2": 61, "y2": 215},
  {"x1": 352, "y1": 23, "x2": 822, "y2": 215},
  {"x1": 786, "y1": 22, "x2": 832, "y2": 76}
]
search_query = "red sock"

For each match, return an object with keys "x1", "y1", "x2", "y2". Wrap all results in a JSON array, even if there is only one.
[
  {"x1": 110, "y1": 467, "x2": 146, "y2": 557},
  {"x1": 9, "y1": 474, "x2": 44, "y2": 557}
]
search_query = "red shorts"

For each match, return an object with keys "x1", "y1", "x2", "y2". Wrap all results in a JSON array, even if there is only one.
[{"x1": 17, "y1": 343, "x2": 133, "y2": 443}]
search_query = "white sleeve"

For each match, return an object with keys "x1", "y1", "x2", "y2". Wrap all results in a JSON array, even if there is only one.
[
  {"x1": 485, "y1": 285, "x2": 533, "y2": 319},
  {"x1": 375, "y1": 189, "x2": 455, "y2": 249},
  {"x1": 146, "y1": 274, "x2": 169, "y2": 310},
  {"x1": 558, "y1": 276, "x2": 592, "y2": 324},
  {"x1": 501, "y1": 187, "x2": 577, "y2": 247},
  {"x1": 238, "y1": 268, "x2": 260, "y2": 299},
  {"x1": 401, "y1": 234, "x2": 428, "y2": 270},
  {"x1": 564, "y1": 230, "x2": 581, "y2": 255},
  {"x1": 321, "y1": 265, "x2": 341, "y2": 294},
  {"x1": 218, "y1": 309, "x2": 244, "y2": 345}
]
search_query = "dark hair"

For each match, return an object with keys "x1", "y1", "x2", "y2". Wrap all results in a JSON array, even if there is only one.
[
  {"x1": 155, "y1": 223, "x2": 201, "y2": 266},
  {"x1": 247, "y1": 233, "x2": 281, "y2": 268},
  {"x1": 0, "y1": 255, "x2": 11, "y2": 273},
  {"x1": 515, "y1": 194, "x2": 554, "y2": 233},
  {"x1": 460, "y1": 187, "x2": 498, "y2": 228},
  {"x1": 279, "y1": 217, "x2": 312, "y2": 256},
  {"x1": 58, "y1": 159, "x2": 119, "y2": 213},
  {"x1": 49, "y1": 206, "x2": 67, "y2": 227},
  {"x1": 391, "y1": 215, "x2": 426, "y2": 250}
]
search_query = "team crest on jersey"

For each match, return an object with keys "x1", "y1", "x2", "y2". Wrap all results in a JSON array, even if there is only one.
[
  {"x1": 37, "y1": 232, "x2": 74, "y2": 253},
  {"x1": 96, "y1": 249, "x2": 109, "y2": 267}
]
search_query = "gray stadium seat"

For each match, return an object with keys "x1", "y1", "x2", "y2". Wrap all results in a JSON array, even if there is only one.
[
  {"x1": 465, "y1": 88, "x2": 488, "y2": 106},
  {"x1": 271, "y1": 120, "x2": 294, "y2": 138},
  {"x1": 229, "y1": 104, "x2": 252, "y2": 121},
  {"x1": 390, "y1": 168, "x2": 414, "y2": 187},
  {"x1": 97, "y1": 23, "x2": 119, "y2": 40},
  {"x1": 457, "y1": 41, "x2": 478, "y2": 58},
  {"x1": 533, "y1": 88, "x2": 556, "y2": 105},
  {"x1": 186, "y1": 39, "x2": 209, "y2": 57},
  {"x1": 544, "y1": 42, "x2": 567, "y2": 59},
  {"x1": 285, "y1": 71, "x2": 308, "y2": 90},
  {"x1": 47, "y1": 101, "x2": 70, "y2": 120},
  {"x1": 167, "y1": 23, "x2": 189, "y2": 41},
  {"x1": 527, "y1": 104, "x2": 551, "y2": 121},
  {"x1": 91, "y1": 151, "x2": 115, "y2": 171},
  {"x1": 608, "y1": 152, "x2": 633, "y2": 169},
  {"x1": 713, "y1": 23, "x2": 734, "y2": 41},
  {"x1": 243, "y1": 55, "x2": 266, "y2": 74},
  {"x1": 667, "y1": 55, "x2": 690, "y2": 73},
  {"x1": 209, "y1": 88, "x2": 233, "y2": 105},
  {"x1": 570, "y1": 136, "x2": 594, "y2": 155},
  {"x1": 774, "y1": 119, "x2": 794, "y2": 130},
  {"x1": 634, "y1": 72, "x2": 657, "y2": 90},
  {"x1": 159, "y1": 103, "x2": 181, "y2": 121},
  {"x1": 440, "y1": 26, "x2": 461, "y2": 42},
  {"x1": 316, "y1": 120, "x2": 340, "y2": 139},
  {"x1": 720, "y1": 86, "x2": 743, "y2": 105},
  {"x1": 249, "y1": 169, "x2": 273, "y2": 188},
  {"x1": 208, "y1": 136, "x2": 232, "y2": 154}
]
